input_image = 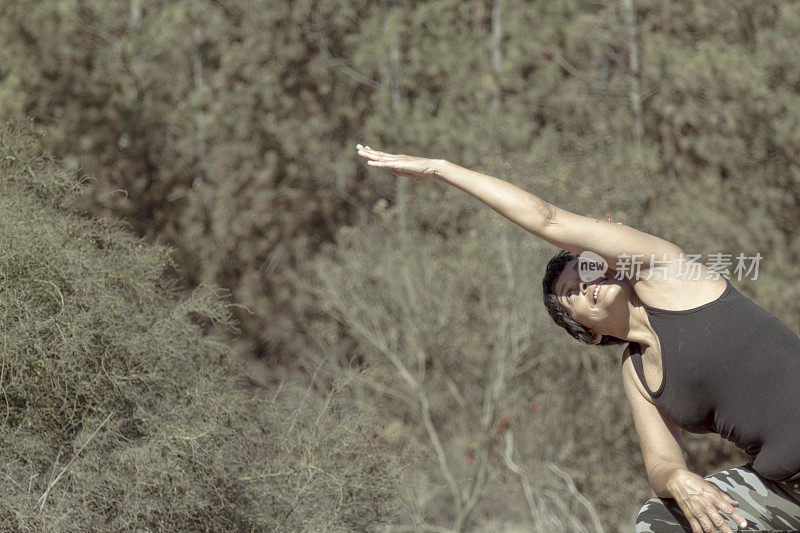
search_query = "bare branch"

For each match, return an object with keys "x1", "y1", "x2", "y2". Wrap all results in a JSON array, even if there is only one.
[
  {"x1": 503, "y1": 431, "x2": 540, "y2": 525},
  {"x1": 546, "y1": 462, "x2": 604, "y2": 533}
]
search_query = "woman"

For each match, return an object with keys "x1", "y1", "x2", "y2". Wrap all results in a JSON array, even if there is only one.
[{"x1": 356, "y1": 144, "x2": 800, "y2": 533}]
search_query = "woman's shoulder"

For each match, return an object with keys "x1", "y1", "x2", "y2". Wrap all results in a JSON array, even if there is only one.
[
  {"x1": 631, "y1": 276, "x2": 730, "y2": 313},
  {"x1": 620, "y1": 344, "x2": 659, "y2": 404}
]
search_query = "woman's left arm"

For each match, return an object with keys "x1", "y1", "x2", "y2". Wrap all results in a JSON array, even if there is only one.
[
  {"x1": 357, "y1": 146, "x2": 684, "y2": 281},
  {"x1": 434, "y1": 160, "x2": 686, "y2": 277}
]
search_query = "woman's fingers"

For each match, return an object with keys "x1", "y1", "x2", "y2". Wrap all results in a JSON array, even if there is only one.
[
  {"x1": 716, "y1": 495, "x2": 747, "y2": 529},
  {"x1": 358, "y1": 151, "x2": 397, "y2": 164},
  {"x1": 705, "y1": 508, "x2": 733, "y2": 533},
  {"x1": 357, "y1": 143, "x2": 416, "y2": 165},
  {"x1": 686, "y1": 515, "x2": 701, "y2": 533},
  {"x1": 711, "y1": 489, "x2": 746, "y2": 529},
  {"x1": 692, "y1": 509, "x2": 728, "y2": 533},
  {"x1": 696, "y1": 496, "x2": 747, "y2": 533},
  {"x1": 366, "y1": 158, "x2": 409, "y2": 172},
  {"x1": 367, "y1": 159, "x2": 404, "y2": 168},
  {"x1": 722, "y1": 493, "x2": 740, "y2": 507},
  {"x1": 687, "y1": 514, "x2": 707, "y2": 533},
  {"x1": 356, "y1": 144, "x2": 398, "y2": 158},
  {"x1": 368, "y1": 159, "x2": 426, "y2": 177},
  {"x1": 361, "y1": 151, "x2": 409, "y2": 170},
  {"x1": 691, "y1": 501, "x2": 716, "y2": 532},
  {"x1": 682, "y1": 499, "x2": 742, "y2": 533},
  {"x1": 366, "y1": 160, "x2": 396, "y2": 169}
]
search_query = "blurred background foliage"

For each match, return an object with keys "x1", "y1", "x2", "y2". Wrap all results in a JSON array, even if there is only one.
[{"x1": 1, "y1": 0, "x2": 799, "y2": 530}]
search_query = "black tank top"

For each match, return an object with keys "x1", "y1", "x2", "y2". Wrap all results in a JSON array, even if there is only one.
[{"x1": 630, "y1": 277, "x2": 800, "y2": 482}]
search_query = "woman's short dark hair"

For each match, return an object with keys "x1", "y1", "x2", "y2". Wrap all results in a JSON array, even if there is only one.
[{"x1": 541, "y1": 249, "x2": 626, "y2": 346}]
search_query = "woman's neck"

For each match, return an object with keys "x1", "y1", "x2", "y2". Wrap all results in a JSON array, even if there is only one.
[{"x1": 615, "y1": 293, "x2": 660, "y2": 351}]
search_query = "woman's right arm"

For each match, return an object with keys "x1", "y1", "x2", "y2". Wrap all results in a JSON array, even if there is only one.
[{"x1": 621, "y1": 352, "x2": 748, "y2": 533}]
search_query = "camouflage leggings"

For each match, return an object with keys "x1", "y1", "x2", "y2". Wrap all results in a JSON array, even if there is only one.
[{"x1": 636, "y1": 464, "x2": 800, "y2": 532}]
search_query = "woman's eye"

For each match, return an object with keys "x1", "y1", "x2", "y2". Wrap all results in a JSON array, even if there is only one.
[{"x1": 568, "y1": 289, "x2": 575, "y2": 297}]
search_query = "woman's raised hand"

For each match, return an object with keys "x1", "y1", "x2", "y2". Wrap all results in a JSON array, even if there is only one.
[
  {"x1": 667, "y1": 470, "x2": 748, "y2": 533},
  {"x1": 356, "y1": 144, "x2": 444, "y2": 182}
]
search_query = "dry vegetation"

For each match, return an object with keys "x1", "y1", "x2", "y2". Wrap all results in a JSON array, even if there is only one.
[{"x1": 0, "y1": 122, "x2": 408, "y2": 531}]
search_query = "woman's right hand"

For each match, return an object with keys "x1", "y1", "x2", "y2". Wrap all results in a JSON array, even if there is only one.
[
  {"x1": 356, "y1": 144, "x2": 444, "y2": 182},
  {"x1": 666, "y1": 469, "x2": 748, "y2": 533}
]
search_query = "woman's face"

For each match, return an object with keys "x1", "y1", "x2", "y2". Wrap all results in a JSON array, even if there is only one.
[{"x1": 553, "y1": 258, "x2": 632, "y2": 341}]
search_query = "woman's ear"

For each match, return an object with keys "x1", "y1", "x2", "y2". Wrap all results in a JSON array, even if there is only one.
[{"x1": 589, "y1": 334, "x2": 602, "y2": 345}]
